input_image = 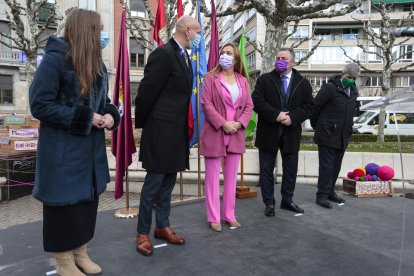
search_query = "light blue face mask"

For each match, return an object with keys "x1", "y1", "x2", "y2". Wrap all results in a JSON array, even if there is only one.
[
  {"x1": 100, "y1": 32, "x2": 109, "y2": 49},
  {"x1": 189, "y1": 31, "x2": 201, "y2": 49}
]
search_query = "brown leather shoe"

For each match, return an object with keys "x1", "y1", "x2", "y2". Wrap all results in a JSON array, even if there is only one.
[
  {"x1": 154, "y1": 226, "x2": 185, "y2": 245},
  {"x1": 136, "y1": 234, "x2": 153, "y2": 256}
]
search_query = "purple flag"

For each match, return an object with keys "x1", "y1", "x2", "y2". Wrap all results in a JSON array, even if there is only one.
[
  {"x1": 207, "y1": 0, "x2": 219, "y2": 71},
  {"x1": 111, "y1": 10, "x2": 136, "y2": 199}
]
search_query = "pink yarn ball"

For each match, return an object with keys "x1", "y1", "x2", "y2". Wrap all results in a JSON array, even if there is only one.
[
  {"x1": 355, "y1": 176, "x2": 360, "y2": 181},
  {"x1": 365, "y1": 174, "x2": 372, "y2": 181},
  {"x1": 377, "y1": 166, "x2": 394, "y2": 181},
  {"x1": 347, "y1": 171, "x2": 355, "y2": 179}
]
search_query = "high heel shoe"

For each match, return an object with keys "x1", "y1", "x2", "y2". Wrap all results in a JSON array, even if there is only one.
[{"x1": 228, "y1": 221, "x2": 241, "y2": 228}]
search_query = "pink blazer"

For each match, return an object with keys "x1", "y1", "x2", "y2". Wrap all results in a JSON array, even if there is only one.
[{"x1": 199, "y1": 72, "x2": 253, "y2": 157}]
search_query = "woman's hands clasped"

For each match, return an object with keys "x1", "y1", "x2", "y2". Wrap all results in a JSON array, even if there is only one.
[{"x1": 92, "y1": 113, "x2": 114, "y2": 129}]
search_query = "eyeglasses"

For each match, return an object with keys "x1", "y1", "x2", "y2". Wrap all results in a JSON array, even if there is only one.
[{"x1": 220, "y1": 51, "x2": 233, "y2": 56}]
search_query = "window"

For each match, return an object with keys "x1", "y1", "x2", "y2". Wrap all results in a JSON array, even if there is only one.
[
  {"x1": 130, "y1": 0, "x2": 146, "y2": 17},
  {"x1": 365, "y1": 76, "x2": 382, "y2": 87},
  {"x1": 368, "y1": 46, "x2": 382, "y2": 63},
  {"x1": 0, "y1": 74, "x2": 13, "y2": 106},
  {"x1": 233, "y1": 13, "x2": 246, "y2": 32},
  {"x1": 246, "y1": 28, "x2": 256, "y2": 42},
  {"x1": 247, "y1": 52, "x2": 255, "y2": 67},
  {"x1": 294, "y1": 50, "x2": 308, "y2": 63},
  {"x1": 0, "y1": 21, "x2": 11, "y2": 52},
  {"x1": 343, "y1": 28, "x2": 359, "y2": 40},
  {"x1": 394, "y1": 76, "x2": 414, "y2": 87},
  {"x1": 288, "y1": 26, "x2": 309, "y2": 39},
  {"x1": 403, "y1": 4, "x2": 413, "y2": 12},
  {"x1": 312, "y1": 46, "x2": 363, "y2": 64},
  {"x1": 130, "y1": 38, "x2": 145, "y2": 68},
  {"x1": 222, "y1": 29, "x2": 233, "y2": 44},
  {"x1": 130, "y1": 82, "x2": 139, "y2": 106},
  {"x1": 314, "y1": 30, "x2": 331, "y2": 40},
  {"x1": 79, "y1": 0, "x2": 95, "y2": 11},
  {"x1": 399, "y1": 45, "x2": 413, "y2": 62},
  {"x1": 37, "y1": 2, "x2": 57, "y2": 25},
  {"x1": 222, "y1": 15, "x2": 233, "y2": 27},
  {"x1": 247, "y1": 8, "x2": 256, "y2": 20}
]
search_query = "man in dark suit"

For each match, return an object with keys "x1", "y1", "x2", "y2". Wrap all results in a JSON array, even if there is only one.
[
  {"x1": 134, "y1": 15, "x2": 200, "y2": 256},
  {"x1": 252, "y1": 48, "x2": 313, "y2": 216}
]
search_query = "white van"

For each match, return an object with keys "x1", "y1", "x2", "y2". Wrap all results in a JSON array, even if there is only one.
[{"x1": 353, "y1": 110, "x2": 414, "y2": 135}]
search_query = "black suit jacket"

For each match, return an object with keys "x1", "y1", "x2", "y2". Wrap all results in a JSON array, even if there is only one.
[
  {"x1": 135, "y1": 38, "x2": 193, "y2": 173},
  {"x1": 252, "y1": 69, "x2": 313, "y2": 153}
]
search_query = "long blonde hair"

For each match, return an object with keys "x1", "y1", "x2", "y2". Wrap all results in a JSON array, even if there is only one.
[
  {"x1": 64, "y1": 8, "x2": 104, "y2": 96},
  {"x1": 209, "y1": 43, "x2": 247, "y2": 78}
]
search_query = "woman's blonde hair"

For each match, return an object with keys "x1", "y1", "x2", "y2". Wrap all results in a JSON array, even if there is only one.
[
  {"x1": 209, "y1": 43, "x2": 248, "y2": 78},
  {"x1": 64, "y1": 8, "x2": 104, "y2": 96}
]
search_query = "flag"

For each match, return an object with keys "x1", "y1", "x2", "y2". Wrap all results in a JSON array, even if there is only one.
[
  {"x1": 177, "y1": 0, "x2": 183, "y2": 18},
  {"x1": 153, "y1": 0, "x2": 167, "y2": 48},
  {"x1": 189, "y1": 0, "x2": 207, "y2": 148},
  {"x1": 207, "y1": 0, "x2": 219, "y2": 71},
  {"x1": 238, "y1": 33, "x2": 256, "y2": 137},
  {"x1": 111, "y1": 10, "x2": 137, "y2": 199}
]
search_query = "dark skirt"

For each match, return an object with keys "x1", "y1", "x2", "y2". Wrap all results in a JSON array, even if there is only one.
[{"x1": 43, "y1": 197, "x2": 99, "y2": 252}]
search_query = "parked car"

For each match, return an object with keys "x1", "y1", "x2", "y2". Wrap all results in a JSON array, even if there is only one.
[{"x1": 353, "y1": 107, "x2": 414, "y2": 135}]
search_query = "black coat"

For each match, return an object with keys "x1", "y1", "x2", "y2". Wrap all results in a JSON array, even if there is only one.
[
  {"x1": 252, "y1": 69, "x2": 314, "y2": 153},
  {"x1": 311, "y1": 75, "x2": 359, "y2": 150},
  {"x1": 135, "y1": 38, "x2": 193, "y2": 173}
]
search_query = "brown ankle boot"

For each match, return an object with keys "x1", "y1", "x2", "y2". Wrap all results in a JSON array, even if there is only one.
[
  {"x1": 52, "y1": 251, "x2": 85, "y2": 276},
  {"x1": 73, "y1": 244, "x2": 102, "y2": 275}
]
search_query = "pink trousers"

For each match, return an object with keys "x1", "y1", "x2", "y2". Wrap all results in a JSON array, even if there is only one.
[{"x1": 204, "y1": 153, "x2": 240, "y2": 223}]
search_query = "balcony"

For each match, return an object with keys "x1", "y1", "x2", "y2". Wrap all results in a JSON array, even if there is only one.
[
  {"x1": 342, "y1": 34, "x2": 359, "y2": 40},
  {"x1": 0, "y1": 51, "x2": 23, "y2": 65}
]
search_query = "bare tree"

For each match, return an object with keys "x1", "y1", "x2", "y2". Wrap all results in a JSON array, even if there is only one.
[
  {"x1": 341, "y1": 0, "x2": 414, "y2": 142},
  {"x1": 213, "y1": 0, "x2": 361, "y2": 73},
  {"x1": 0, "y1": 0, "x2": 62, "y2": 84}
]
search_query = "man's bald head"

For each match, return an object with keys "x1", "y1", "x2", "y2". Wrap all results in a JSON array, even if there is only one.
[{"x1": 174, "y1": 15, "x2": 201, "y2": 50}]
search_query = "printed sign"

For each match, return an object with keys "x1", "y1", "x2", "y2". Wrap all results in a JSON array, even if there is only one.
[
  {"x1": 9, "y1": 128, "x2": 39, "y2": 138},
  {"x1": 14, "y1": 140, "x2": 38, "y2": 151},
  {"x1": 4, "y1": 116, "x2": 26, "y2": 125},
  {"x1": 0, "y1": 137, "x2": 10, "y2": 145}
]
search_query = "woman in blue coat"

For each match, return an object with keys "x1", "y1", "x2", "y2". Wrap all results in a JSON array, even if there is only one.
[{"x1": 29, "y1": 9, "x2": 119, "y2": 276}]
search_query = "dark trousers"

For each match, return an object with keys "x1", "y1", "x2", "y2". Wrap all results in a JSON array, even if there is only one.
[
  {"x1": 259, "y1": 147, "x2": 299, "y2": 206},
  {"x1": 316, "y1": 145, "x2": 346, "y2": 199},
  {"x1": 137, "y1": 171, "x2": 177, "y2": 234}
]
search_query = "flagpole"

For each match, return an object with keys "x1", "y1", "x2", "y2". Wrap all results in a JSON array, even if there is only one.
[
  {"x1": 180, "y1": 171, "x2": 184, "y2": 200},
  {"x1": 196, "y1": 50, "x2": 202, "y2": 198},
  {"x1": 114, "y1": 168, "x2": 139, "y2": 218}
]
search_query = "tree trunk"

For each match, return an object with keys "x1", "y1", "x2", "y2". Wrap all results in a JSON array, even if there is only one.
[
  {"x1": 262, "y1": 22, "x2": 286, "y2": 73},
  {"x1": 26, "y1": 56, "x2": 37, "y2": 87},
  {"x1": 377, "y1": 68, "x2": 391, "y2": 142}
]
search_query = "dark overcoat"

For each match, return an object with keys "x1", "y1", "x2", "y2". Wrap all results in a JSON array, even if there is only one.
[
  {"x1": 135, "y1": 38, "x2": 193, "y2": 173},
  {"x1": 252, "y1": 69, "x2": 314, "y2": 153},
  {"x1": 311, "y1": 75, "x2": 359, "y2": 150},
  {"x1": 29, "y1": 36, "x2": 120, "y2": 206}
]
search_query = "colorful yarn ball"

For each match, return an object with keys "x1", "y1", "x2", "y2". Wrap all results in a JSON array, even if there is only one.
[
  {"x1": 371, "y1": 175, "x2": 378, "y2": 181},
  {"x1": 377, "y1": 166, "x2": 394, "y2": 181},
  {"x1": 365, "y1": 174, "x2": 372, "y2": 181},
  {"x1": 355, "y1": 176, "x2": 360, "y2": 181},
  {"x1": 365, "y1": 163, "x2": 380, "y2": 176},
  {"x1": 347, "y1": 171, "x2": 355, "y2": 179},
  {"x1": 359, "y1": 176, "x2": 366, "y2": 182},
  {"x1": 353, "y1": 168, "x2": 366, "y2": 178}
]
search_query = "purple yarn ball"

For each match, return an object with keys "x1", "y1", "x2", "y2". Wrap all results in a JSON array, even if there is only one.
[{"x1": 365, "y1": 163, "x2": 380, "y2": 176}]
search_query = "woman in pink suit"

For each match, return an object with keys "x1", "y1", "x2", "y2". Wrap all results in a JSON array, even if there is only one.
[{"x1": 200, "y1": 43, "x2": 253, "y2": 232}]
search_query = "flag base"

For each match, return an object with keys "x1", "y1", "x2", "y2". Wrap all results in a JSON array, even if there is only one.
[
  {"x1": 236, "y1": 186, "x2": 257, "y2": 199},
  {"x1": 114, "y1": 207, "x2": 139, "y2": 219}
]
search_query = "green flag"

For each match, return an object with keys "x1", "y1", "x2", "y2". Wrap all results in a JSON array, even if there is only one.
[{"x1": 238, "y1": 34, "x2": 256, "y2": 137}]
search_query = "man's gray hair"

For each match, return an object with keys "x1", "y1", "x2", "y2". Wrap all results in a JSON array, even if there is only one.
[
  {"x1": 278, "y1": 48, "x2": 295, "y2": 62},
  {"x1": 342, "y1": 63, "x2": 361, "y2": 78}
]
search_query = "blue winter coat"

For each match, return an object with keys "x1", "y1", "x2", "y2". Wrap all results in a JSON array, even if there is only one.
[{"x1": 29, "y1": 36, "x2": 120, "y2": 206}]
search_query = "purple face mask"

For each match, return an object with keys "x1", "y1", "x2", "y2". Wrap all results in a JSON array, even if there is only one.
[
  {"x1": 275, "y1": 59, "x2": 288, "y2": 74},
  {"x1": 219, "y1": 54, "x2": 233, "y2": 70}
]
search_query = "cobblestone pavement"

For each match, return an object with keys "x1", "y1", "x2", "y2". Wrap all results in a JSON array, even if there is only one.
[{"x1": 0, "y1": 192, "x2": 195, "y2": 230}]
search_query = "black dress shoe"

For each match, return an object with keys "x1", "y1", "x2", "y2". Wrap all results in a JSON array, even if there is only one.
[
  {"x1": 327, "y1": 193, "x2": 346, "y2": 203},
  {"x1": 316, "y1": 198, "x2": 333, "y2": 209},
  {"x1": 280, "y1": 201, "x2": 304, "y2": 213},
  {"x1": 265, "y1": 205, "x2": 275, "y2": 216}
]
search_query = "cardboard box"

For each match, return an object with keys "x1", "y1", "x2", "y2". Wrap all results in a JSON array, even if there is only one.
[{"x1": 343, "y1": 178, "x2": 394, "y2": 197}]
